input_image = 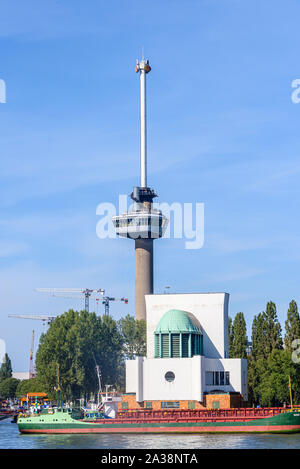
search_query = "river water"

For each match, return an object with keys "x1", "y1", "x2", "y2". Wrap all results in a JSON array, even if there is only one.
[{"x1": 1, "y1": 419, "x2": 300, "y2": 449}]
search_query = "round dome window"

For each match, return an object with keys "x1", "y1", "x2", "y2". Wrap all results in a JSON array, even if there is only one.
[{"x1": 165, "y1": 371, "x2": 175, "y2": 382}]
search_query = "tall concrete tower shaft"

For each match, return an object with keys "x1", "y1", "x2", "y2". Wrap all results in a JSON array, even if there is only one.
[
  {"x1": 135, "y1": 237, "x2": 153, "y2": 320},
  {"x1": 112, "y1": 58, "x2": 167, "y2": 321}
]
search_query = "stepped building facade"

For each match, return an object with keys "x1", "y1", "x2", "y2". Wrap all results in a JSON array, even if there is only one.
[{"x1": 120, "y1": 293, "x2": 248, "y2": 411}]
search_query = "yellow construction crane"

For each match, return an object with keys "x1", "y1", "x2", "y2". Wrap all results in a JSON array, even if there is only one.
[
  {"x1": 29, "y1": 330, "x2": 35, "y2": 379},
  {"x1": 289, "y1": 375, "x2": 293, "y2": 411}
]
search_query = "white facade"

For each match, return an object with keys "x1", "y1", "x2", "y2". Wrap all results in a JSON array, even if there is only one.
[
  {"x1": 126, "y1": 293, "x2": 248, "y2": 403},
  {"x1": 12, "y1": 372, "x2": 30, "y2": 381},
  {"x1": 146, "y1": 293, "x2": 229, "y2": 359}
]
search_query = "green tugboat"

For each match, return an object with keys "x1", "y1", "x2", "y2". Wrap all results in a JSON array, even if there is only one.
[{"x1": 17, "y1": 407, "x2": 300, "y2": 434}]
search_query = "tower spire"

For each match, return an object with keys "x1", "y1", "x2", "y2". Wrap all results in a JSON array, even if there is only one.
[{"x1": 136, "y1": 57, "x2": 151, "y2": 188}]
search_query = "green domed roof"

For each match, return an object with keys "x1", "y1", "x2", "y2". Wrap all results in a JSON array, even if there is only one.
[{"x1": 155, "y1": 309, "x2": 202, "y2": 334}]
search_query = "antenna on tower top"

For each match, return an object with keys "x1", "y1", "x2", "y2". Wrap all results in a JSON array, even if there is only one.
[{"x1": 135, "y1": 55, "x2": 151, "y2": 188}]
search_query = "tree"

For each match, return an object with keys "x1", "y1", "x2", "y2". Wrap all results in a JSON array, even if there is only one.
[
  {"x1": 251, "y1": 313, "x2": 266, "y2": 360},
  {"x1": 118, "y1": 315, "x2": 146, "y2": 359},
  {"x1": 264, "y1": 301, "x2": 283, "y2": 354},
  {"x1": 228, "y1": 316, "x2": 234, "y2": 358},
  {"x1": 0, "y1": 354, "x2": 12, "y2": 381},
  {"x1": 251, "y1": 303, "x2": 282, "y2": 361},
  {"x1": 0, "y1": 378, "x2": 19, "y2": 399},
  {"x1": 35, "y1": 310, "x2": 124, "y2": 400},
  {"x1": 16, "y1": 378, "x2": 47, "y2": 399},
  {"x1": 284, "y1": 300, "x2": 300, "y2": 351},
  {"x1": 257, "y1": 349, "x2": 300, "y2": 407},
  {"x1": 248, "y1": 303, "x2": 282, "y2": 406},
  {"x1": 231, "y1": 312, "x2": 247, "y2": 359},
  {"x1": 248, "y1": 301, "x2": 299, "y2": 407}
]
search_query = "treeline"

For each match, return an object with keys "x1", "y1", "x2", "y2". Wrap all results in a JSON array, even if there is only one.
[
  {"x1": 2, "y1": 302, "x2": 300, "y2": 407},
  {"x1": 229, "y1": 300, "x2": 300, "y2": 407},
  {"x1": 0, "y1": 311, "x2": 146, "y2": 401}
]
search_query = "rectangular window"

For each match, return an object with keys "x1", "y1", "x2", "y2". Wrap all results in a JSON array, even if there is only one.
[
  {"x1": 145, "y1": 402, "x2": 152, "y2": 409},
  {"x1": 161, "y1": 401, "x2": 180, "y2": 409},
  {"x1": 213, "y1": 400, "x2": 220, "y2": 409},
  {"x1": 171, "y1": 334, "x2": 180, "y2": 357},
  {"x1": 206, "y1": 371, "x2": 214, "y2": 385},
  {"x1": 121, "y1": 402, "x2": 129, "y2": 409},
  {"x1": 182, "y1": 334, "x2": 189, "y2": 357},
  {"x1": 191, "y1": 334, "x2": 195, "y2": 355},
  {"x1": 206, "y1": 371, "x2": 229, "y2": 386},
  {"x1": 188, "y1": 401, "x2": 195, "y2": 409},
  {"x1": 191, "y1": 334, "x2": 200, "y2": 356},
  {"x1": 161, "y1": 334, "x2": 170, "y2": 358},
  {"x1": 154, "y1": 335, "x2": 160, "y2": 358}
]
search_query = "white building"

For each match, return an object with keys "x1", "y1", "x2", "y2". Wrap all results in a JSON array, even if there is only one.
[
  {"x1": 12, "y1": 372, "x2": 30, "y2": 381},
  {"x1": 124, "y1": 293, "x2": 247, "y2": 410}
]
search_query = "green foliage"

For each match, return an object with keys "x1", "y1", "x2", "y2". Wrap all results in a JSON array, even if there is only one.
[
  {"x1": 251, "y1": 302, "x2": 282, "y2": 361},
  {"x1": 0, "y1": 354, "x2": 12, "y2": 381},
  {"x1": 256, "y1": 350, "x2": 300, "y2": 407},
  {"x1": 251, "y1": 313, "x2": 266, "y2": 360},
  {"x1": 247, "y1": 354, "x2": 260, "y2": 405},
  {"x1": 248, "y1": 300, "x2": 300, "y2": 407},
  {"x1": 264, "y1": 301, "x2": 283, "y2": 353},
  {"x1": 0, "y1": 377, "x2": 19, "y2": 399},
  {"x1": 284, "y1": 300, "x2": 300, "y2": 351},
  {"x1": 231, "y1": 312, "x2": 247, "y2": 359},
  {"x1": 16, "y1": 377, "x2": 47, "y2": 399},
  {"x1": 35, "y1": 310, "x2": 124, "y2": 400},
  {"x1": 118, "y1": 315, "x2": 146, "y2": 359},
  {"x1": 228, "y1": 316, "x2": 234, "y2": 358}
]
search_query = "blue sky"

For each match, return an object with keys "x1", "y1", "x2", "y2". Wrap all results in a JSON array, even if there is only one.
[{"x1": 1, "y1": 0, "x2": 300, "y2": 371}]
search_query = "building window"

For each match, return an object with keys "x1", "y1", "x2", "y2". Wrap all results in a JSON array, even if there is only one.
[
  {"x1": 162, "y1": 334, "x2": 170, "y2": 358},
  {"x1": 213, "y1": 400, "x2": 220, "y2": 409},
  {"x1": 154, "y1": 331, "x2": 203, "y2": 359},
  {"x1": 188, "y1": 401, "x2": 195, "y2": 409},
  {"x1": 206, "y1": 371, "x2": 230, "y2": 386},
  {"x1": 121, "y1": 402, "x2": 129, "y2": 409},
  {"x1": 182, "y1": 334, "x2": 189, "y2": 357},
  {"x1": 171, "y1": 334, "x2": 180, "y2": 357},
  {"x1": 154, "y1": 334, "x2": 160, "y2": 358},
  {"x1": 161, "y1": 401, "x2": 180, "y2": 409},
  {"x1": 145, "y1": 402, "x2": 152, "y2": 409},
  {"x1": 165, "y1": 371, "x2": 175, "y2": 382},
  {"x1": 206, "y1": 371, "x2": 214, "y2": 385}
]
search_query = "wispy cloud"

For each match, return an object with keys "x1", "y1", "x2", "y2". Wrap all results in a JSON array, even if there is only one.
[
  {"x1": 208, "y1": 235, "x2": 269, "y2": 253},
  {"x1": 0, "y1": 241, "x2": 29, "y2": 258},
  {"x1": 207, "y1": 234, "x2": 300, "y2": 255},
  {"x1": 209, "y1": 268, "x2": 267, "y2": 283}
]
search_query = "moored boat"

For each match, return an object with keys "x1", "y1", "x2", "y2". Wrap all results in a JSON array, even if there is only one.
[{"x1": 17, "y1": 407, "x2": 300, "y2": 434}]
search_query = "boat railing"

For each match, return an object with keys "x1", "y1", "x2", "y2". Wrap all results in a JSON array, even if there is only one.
[{"x1": 117, "y1": 406, "x2": 295, "y2": 420}]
